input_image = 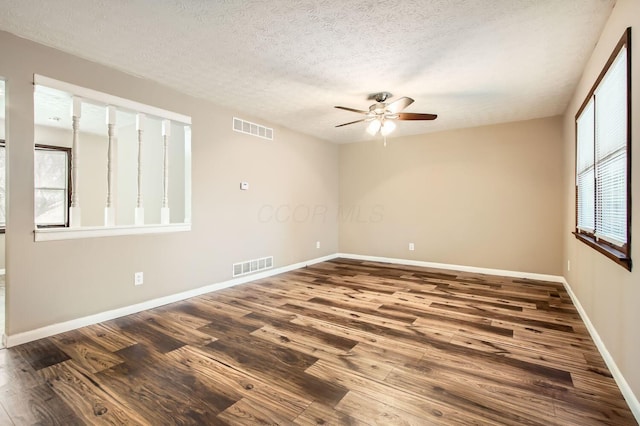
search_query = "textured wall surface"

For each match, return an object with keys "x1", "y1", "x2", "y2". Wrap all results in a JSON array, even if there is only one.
[
  {"x1": 0, "y1": 31, "x2": 339, "y2": 334},
  {"x1": 339, "y1": 116, "x2": 565, "y2": 275},
  {"x1": 562, "y1": 0, "x2": 640, "y2": 409}
]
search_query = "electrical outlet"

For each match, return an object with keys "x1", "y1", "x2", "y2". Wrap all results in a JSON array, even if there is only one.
[
  {"x1": 567, "y1": 260, "x2": 571, "y2": 271},
  {"x1": 409, "y1": 243, "x2": 415, "y2": 251},
  {"x1": 134, "y1": 272, "x2": 144, "y2": 286},
  {"x1": 316, "y1": 241, "x2": 320, "y2": 249}
]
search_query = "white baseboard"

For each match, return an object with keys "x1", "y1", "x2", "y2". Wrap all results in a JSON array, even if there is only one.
[
  {"x1": 561, "y1": 278, "x2": 640, "y2": 423},
  {"x1": 336, "y1": 253, "x2": 565, "y2": 283},
  {"x1": 5, "y1": 253, "x2": 338, "y2": 348}
]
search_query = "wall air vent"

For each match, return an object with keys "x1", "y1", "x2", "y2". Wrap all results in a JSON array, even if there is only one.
[
  {"x1": 233, "y1": 263, "x2": 242, "y2": 276},
  {"x1": 232, "y1": 256, "x2": 274, "y2": 278},
  {"x1": 233, "y1": 117, "x2": 273, "y2": 140}
]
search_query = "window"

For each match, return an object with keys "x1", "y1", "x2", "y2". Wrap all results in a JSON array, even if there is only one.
[
  {"x1": 0, "y1": 142, "x2": 71, "y2": 231},
  {"x1": 575, "y1": 28, "x2": 632, "y2": 271},
  {"x1": 34, "y1": 145, "x2": 71, "y2": 227}
]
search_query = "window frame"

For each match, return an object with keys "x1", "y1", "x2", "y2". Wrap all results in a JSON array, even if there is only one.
[
  {"x1": 34, "y1": 144, "x2": 72, "y2": 229},
  {"x1": 574, "y1": 27, "x2": 632, "y2": 271},
  {"x1": 0, "y1": 140, "x2": 72, "y2": 232}
]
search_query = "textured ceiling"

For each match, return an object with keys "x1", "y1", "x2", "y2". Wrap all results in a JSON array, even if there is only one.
[{"x1": 0, "y1": 0, "x2": 614, "y2": 143}]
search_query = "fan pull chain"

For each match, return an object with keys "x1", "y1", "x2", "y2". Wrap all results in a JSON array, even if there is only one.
[{"x1": 383, "y1": 134, "x2": 387, "y2": 147}]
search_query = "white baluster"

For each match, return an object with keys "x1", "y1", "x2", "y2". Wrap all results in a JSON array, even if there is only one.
[
  {"x1": 69, "y1": 97, "x2": 82, "y2": 227},
  {"x1": 134, "y1": 113, "x2": 145, "y2": 225},
  {"x1": 160, "y1": 119, "x2": 171, "y2": 225},
  {"x1": 104, "y1": 106, "x2": 117, "y2": 226}
]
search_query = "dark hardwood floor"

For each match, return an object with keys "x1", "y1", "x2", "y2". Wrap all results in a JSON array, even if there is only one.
[{"x1": 0, "y1": 259, "x2": 636, "y2": 425}]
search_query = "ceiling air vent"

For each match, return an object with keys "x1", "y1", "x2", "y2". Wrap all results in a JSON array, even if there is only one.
[{"x1": 233, "y1": 117, "x2": 273, "y2": 140}]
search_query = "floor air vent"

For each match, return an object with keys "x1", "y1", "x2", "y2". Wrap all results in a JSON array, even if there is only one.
[
  {"x1": 233, "y1": 117, "x2": 273, "y2": 140},
  {"x1": 232, "y1": 256, "x2": 274, "y2": 277}
]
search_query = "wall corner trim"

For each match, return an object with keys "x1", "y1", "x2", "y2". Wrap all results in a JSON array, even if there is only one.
[
  {"x1": 561, "y1": 277, "x2": 640, "y2": 423},
  {"x1": 5, "y1": 253, "x2": 339, "y2": 348}
]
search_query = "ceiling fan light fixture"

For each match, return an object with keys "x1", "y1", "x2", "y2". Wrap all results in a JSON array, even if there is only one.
[
  {"x1": 334, "y1": 92, "x2": 437, "y2": 134},
  {"x1": 380, "y1": 119, "x2": 396, "y2": 136},
  {"x1": 367, "y1": 119, "x2": 382, "y2": 135}
]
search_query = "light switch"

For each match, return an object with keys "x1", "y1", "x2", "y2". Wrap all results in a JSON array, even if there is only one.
[{"x1": 240, "y1": 182, "x2": 249, "y2": 190}]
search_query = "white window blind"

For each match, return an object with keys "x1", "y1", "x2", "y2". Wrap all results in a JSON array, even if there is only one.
[
  {"x1": 594, "y1": 47, "x2": 627, "y2": 246},
  {"x1": 576, "y1": 43, "x2": 628, "y2": 249},
  {"x1": 576, "y1": 99, "x2": 594, "y2": 232}
]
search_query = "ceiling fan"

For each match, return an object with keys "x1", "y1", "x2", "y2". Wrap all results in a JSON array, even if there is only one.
[{"x1": 335, "y1": 92, "x2": 437, "y2": 137}]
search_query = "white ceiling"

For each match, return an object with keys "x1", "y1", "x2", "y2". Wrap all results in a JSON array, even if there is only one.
[
  {"x1": 32, "y1": 86, "x2": 138, "y2": 135},
  {"x1": 0, "y1": 0, "x2": 614, "y2": 143}
]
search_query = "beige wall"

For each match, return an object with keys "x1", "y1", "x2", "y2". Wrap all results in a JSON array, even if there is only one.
[
  {"x1": 562, "y1": 0, "x2": 640, "y2": 405},
  {"x1": 339, "y1": 116, "x2": 564, "y2": 275},
  {"x1": 0, "y1": 31, "x2": 339, "y2": 334}
]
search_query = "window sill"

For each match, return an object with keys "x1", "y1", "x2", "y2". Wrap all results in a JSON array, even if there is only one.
[
  {"x1": 573, "y1": 232, "x2": 632, "y2": 271},
  {"x1": 34, "y1": 223, "x2": 191, "y2": 242}
]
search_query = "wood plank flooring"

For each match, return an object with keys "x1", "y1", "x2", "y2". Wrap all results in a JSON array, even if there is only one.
[{"x1": 0, "y1": 259, "x2": 636, "y2": 425}]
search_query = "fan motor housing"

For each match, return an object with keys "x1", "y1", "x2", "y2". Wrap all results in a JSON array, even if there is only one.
[
  {"x1": 371, "y1": 92, "x2": 392, "y2": 102},
  {"x1": 369, "y1": 103, "x2": 387, "y2": 114}
]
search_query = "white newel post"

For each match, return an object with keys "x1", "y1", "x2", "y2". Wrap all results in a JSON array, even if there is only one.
[
  {"x1": 134, "y1": 113, "x2": 145, "y2": 225},
  {"x1": 160, "y1": 119, "x2": 171, "y2": 224},
  {"x1": 69, "y1": 97, "x2": 82, "y2": 227},
  {"x1": 104, "y1": 106, "x2": 117, "y2": 226}
]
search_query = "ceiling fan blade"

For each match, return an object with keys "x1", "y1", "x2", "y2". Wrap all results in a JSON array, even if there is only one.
[
  {"x1": 386, "y1": 97, "x2": 414, "y2": 113},
  {"x1": 335, "y1": 119, "x2": 367, "y2": 127},
  {"x1": 334, "y1": 106, "x2": 369, "y2": 114},
  {"x1": 396, "y1": 112, "x2": 438, "y2": 120}
]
